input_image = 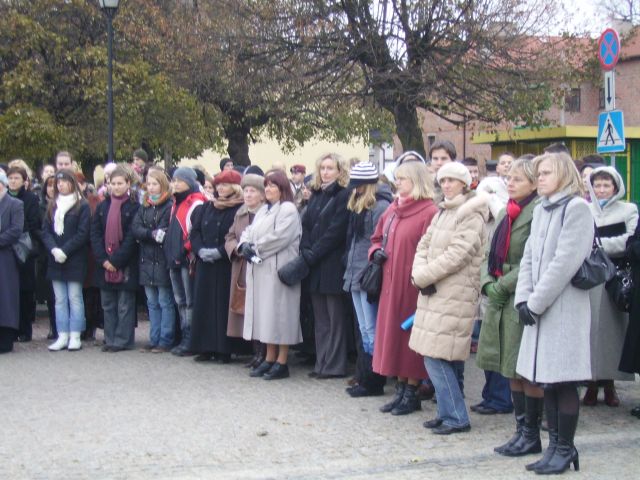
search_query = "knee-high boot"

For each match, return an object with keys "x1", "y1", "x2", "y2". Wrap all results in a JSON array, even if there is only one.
[{"x1": 502, "y1": 395, "x2": 542, "y2": 456}]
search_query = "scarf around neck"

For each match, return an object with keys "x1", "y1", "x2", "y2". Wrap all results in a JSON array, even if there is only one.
[
  {"x1": 488, "y1": 192, "x2": 537, "y2": 277},
  {"x1": 54, "y1": 193, "x2": 79, "y2": 235},
  {"x1": 104, "y1": 192, "x2": 130, "y2": 283},
  {"x1": 213, "y1": 191, "x2": 243, "y2": 210}
]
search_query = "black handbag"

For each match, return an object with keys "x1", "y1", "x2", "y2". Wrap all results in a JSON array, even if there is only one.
[
  {"x1": 605, "y1": 263, "x2": 633, "y2": 312},
  {"x1": 571, "y1": 236, "x2": 616, "y2": 290},
  {"x1": 559, "y1": 199, "x2": 615, "y2": 290},
  {"x1": 359, "y1": 213, "x2": 395, "y2": 296},
  {"x1": 12, "y1": 232, "x2": 34, "y2": 265}
]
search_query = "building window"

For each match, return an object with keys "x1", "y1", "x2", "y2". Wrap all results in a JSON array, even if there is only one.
[
  {"x1": 599, "y1": 88, "x2": 605, "y2": 110},
  {"x1": 565, "y1": 88, "x2": 581, "y2": 113},
  {"x1": 427, "y1": 135, "x2": 436, "y2": 150}
]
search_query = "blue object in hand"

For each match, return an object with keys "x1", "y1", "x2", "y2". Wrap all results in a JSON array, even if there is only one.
[{"x1": 401, "y1": 314, "x2": 415, "y2": 331}]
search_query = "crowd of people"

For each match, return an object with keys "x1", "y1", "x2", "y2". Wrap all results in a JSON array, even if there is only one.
[{"x1": 1, "y1": 141, "x2": 640, "y2": 475}]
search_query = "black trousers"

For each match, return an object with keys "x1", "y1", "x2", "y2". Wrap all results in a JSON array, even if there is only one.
[
  {"x1": 0, "y1": 327, "x2": 15, "y2": 353},
  {"x1": 18, "y1": 290, "x2": 35, "y2": 340}
]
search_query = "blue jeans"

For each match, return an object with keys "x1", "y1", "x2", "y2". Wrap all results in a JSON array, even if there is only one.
[
  {"x1": 52, "y1": 281, "x2": 85, "y2": 333},
  {"x1": 480, "y1": 370, "x2": 513, "y2": 412},
  {"x1": 425, "y1": 356, "x2": 470, "y2": 428},
  {"x1": 145, "y1": 286, "x2": 175, "y2": 348},
  {"x1": 169, "y1": 267, "x2": 193, "y2": 348},
  {"x1": 351, "y1": 289, "x2": 378, "y2": 355}
]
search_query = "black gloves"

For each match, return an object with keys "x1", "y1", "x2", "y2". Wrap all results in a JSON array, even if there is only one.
[
  {"x1": 238, "y1": 243, "x2": 257, "y2": 261},
  {"x1": 420, "y1": 284, "x2": 437, "y2": 296},
  {"x1": 517, "y1": 302, "x2": 538, "y2": 326},
  {"x1": 372, "y1": 249, "x2": 388, "y2": 265}
]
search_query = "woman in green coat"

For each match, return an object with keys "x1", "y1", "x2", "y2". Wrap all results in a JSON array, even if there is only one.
[{"x1": 476, "y1": 157, "x2": 543, "y2": 458}]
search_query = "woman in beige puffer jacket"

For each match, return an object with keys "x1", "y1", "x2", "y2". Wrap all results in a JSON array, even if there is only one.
[{"x1": 409, "y1": 161, "x2": 489, "y2": 435}]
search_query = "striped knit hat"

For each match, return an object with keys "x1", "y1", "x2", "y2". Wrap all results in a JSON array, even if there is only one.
[{"x1": 348, "y1": 161, "x2": 379, "y2": 188}]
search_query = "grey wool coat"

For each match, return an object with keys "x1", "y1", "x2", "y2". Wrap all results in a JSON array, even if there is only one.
[
  {"x1": 240, "y1": 201, "x2": 303, "y2": 345},
  {"x1": 586, "y1": 167, "x2": 638, "y2": 381},
  {"x1": 515, "y1": 190, "x2": 594, "y2": 384},
  {"x1": 0, "y1": 193, "x2": 24, "y2": 330}
]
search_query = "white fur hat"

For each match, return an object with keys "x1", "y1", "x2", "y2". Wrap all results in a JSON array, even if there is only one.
[{"x1": 436, "y1": 161, "x2": 472, "y2": 188}]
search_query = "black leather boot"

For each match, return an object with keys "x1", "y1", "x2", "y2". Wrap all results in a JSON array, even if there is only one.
[
  {"x1": 534, "y1": 411, "x2": 579, "y2": 474},
  {"x1": 495, "y1": 390, "x2": 525, "y2": 454},
  {"x1": 380, "y1": 382, "x2": 405, "y2": 413},
  {"x1": 391, "y1": 384, "x2": 422, "y2": 416},
  {"x1": 526, "y1": 391, "x2": 558, "y2": 471},
  {"x1": 502, "y1": 395, "x2": 542, "y2": 456}
]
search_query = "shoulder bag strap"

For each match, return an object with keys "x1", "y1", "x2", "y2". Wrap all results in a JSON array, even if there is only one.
[{"x1": 381, "y1": 213, "x2": 396, "y2": 252}]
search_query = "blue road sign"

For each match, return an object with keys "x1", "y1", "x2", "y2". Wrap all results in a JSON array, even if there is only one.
[
  {"x1": 597, "y1": 110, "x2": 625, "y2": 154},
  {"x1": 598, "y1": 29, "x2": 620, "y2": 71}
]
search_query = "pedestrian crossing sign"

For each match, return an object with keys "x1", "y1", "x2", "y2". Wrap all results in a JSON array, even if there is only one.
[{"x1": 597, "y1": 110, "x2": 625, "y2": 154}]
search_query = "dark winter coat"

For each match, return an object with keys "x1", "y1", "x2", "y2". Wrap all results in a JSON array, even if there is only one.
[
  {"x1": 300, "y1": 182, "x2": 351, "y2": 295},
  {"x1": 190, "y1": 201, "x2": 242, "y2": 354},
  {"x1": 41, "y1": 200, "x2": 91, "y2": 283},
  {"x1": 0, "y1": 193, "x2": 24, "y2": 330},
  {"x1": 131, "y1": 196, "x2": 172, "y2": 287},
  {"x1": 13, "y1": 187, "x2": 41, "y2": 292},
  {"x1": 620, "y1": 222, "x2": 640, "y2": 374},
  {"x1": 90, "y1": 196, "x2": 140, "y2": 291},
  {"x1": 343, "y1": 184, "x2": 392, "y2": 292}
]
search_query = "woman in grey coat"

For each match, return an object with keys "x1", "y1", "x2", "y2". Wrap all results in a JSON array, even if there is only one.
[
  {"x1": 514, "y1": 152, "x2": 593, "y2": 475},
  {"x1": 0, "y1": 170, "x2": 24, "y2": 353},
  {"x1": 583, "y1": 166, "x2": 638, "y2": 406}
]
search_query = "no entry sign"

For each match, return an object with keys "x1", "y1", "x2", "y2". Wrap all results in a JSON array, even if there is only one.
[{"x1": 598, "y1": 28, "x2": 620, "y2": 71}]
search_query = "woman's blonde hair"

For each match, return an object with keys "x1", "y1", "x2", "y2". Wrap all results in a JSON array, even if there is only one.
[
  {"x1": 216, "y1": 183, "x2": 243, "y2": 197},
  {"x1": 309, "y1": 153, "x2": 350, "y2": 190},
  {"x1": 146, "y1": 168, "x2": 171, "y2": 195},
  {"x1": 509, "y1": 157, "x2": 536, "y2": 184},
  {"x1": 394, "y1": 161, "x2": 434, "y2": 200},
  {"x1": 533, "y1": 152, "x2": 584, "y2": 197},
  {"x1": 347, "y1": 183, "x2": 378, "y2": 213},
  {"x1": 8, "y1": 159, "x2": 33, "y2": 180}
]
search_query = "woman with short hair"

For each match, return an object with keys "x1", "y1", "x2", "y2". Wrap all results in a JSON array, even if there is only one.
[
  {"x1": 371, "y1": 161, "x2": 438, "y2": 416},
  {"x1": 240, "y1": 170, "x2": 303, "y2": 380},
  {"x1": 0, "y1": 170, "x2": 24, "y2": 353},
  {"x1": 410, "y1": 162, "x2": 489, "y2": 434},
  {"x1": 514, "y1": 152, "x2": 594, "y2": 474},
  {"x1": 41, "y1": 170, "x2": 91, "y2": 351},
  {"x1": 582, "y1": 167, "x2": 638, "y2": 406},
  {"x1": 190, "y1": 169, "x2": 244, "y2": 363},
  {"x1": 476, "y1": 158, "x2": 544, "y2": 454}
]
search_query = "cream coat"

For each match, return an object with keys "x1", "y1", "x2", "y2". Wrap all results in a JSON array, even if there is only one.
[
  {"x1": 409, "y1": 192, "x2": 489, "y2": 361},
  {"x1": 241, "y1": 201, "x2": 303, "y2": 345}
]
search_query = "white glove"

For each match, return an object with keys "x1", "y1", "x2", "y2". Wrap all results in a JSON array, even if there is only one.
[
  {"x1": 153, "y1": 229, "x2": 166, "y2": 244},
  {"x1": 51, "y1": 248, "x2": 67, "y2": 264}
]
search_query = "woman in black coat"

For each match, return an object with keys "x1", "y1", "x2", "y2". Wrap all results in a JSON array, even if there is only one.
[
  {"x1": 300, "y1": 153, "x2": 351, "y2": 378},
  {"x1": 621, "y1": 222, "x2": 640, "y2": 418},
  {"x1": 0, "y1": 171, "x2": 24, "y2": 353},
  {"x1": 90, "y1": 165, "x2": 140, "y2": 352},
  {"x1": 190, "y1": 170, "x2": 243, "y2": 362},
  {"x1": 7, "y1": 166, "x2": 41, "y2": 342},
  {"x1": 132, "y1": 168, "x2": 175, "y2": 353},
  {"x1": 41, "y1": 170, "x2": 91, "y2": 351}
]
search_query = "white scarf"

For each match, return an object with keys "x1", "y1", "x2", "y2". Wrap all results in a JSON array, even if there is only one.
[{"x1": 54, "y1": 193, "x2": 78, "y2": 235}]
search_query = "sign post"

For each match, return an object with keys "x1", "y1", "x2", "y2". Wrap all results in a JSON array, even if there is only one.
[{"x1": 597, "y1": 28, "x2": 623, "y2": 166}]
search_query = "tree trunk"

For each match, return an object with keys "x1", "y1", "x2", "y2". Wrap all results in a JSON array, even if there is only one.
[
  {"x1": 224, "y1": 125, "x2": 251, "y2": 166},
  {"x1": 393, "y1": 103, "x2": 426, "y2": 158}
]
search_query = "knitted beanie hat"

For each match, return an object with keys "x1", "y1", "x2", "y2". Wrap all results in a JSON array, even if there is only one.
[
  {"x1": 172, "y1": 167, "x2": 199, "y2": 191},
  {"x1": 133, "y1": 149, "x2": 148, "y2": 163},
  {"x1": 241, "y1": 173, "x2": 265, "y2": 194},
  {"x1": 348, "y1": 161, "x2": 379, "y2": 188},
  {"x1": 436, "y1": 161, "x2": 472, "y2": 188}
]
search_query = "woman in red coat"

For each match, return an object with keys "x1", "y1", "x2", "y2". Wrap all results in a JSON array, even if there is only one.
[{"x1": 370, "y1": 160, "x2": 438, "y2": 416}]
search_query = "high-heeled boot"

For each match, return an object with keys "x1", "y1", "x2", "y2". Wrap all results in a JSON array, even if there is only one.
[
  {"x1": 534, "y1": 410, "x2": 579, "y2": 474},
  {"x1": 502, "y1": 395, "x2": 542, "y2": 456},
  {"x1": 495, "y1": 390, "x2": 525, "y2": 454},
  {"x1": 526, "y1": 391, "x2": 558, "y2": 471},
  {"x1": 380, "y1": 382, "x2": 405, "y2": 413},
  {"x1": 391, "y1": 384, "x2": 422, "y2": 416}
]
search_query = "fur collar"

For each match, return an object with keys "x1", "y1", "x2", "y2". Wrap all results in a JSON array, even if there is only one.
[{"x1": 442, "y1": 191, "x2": 490, "y2": 221}]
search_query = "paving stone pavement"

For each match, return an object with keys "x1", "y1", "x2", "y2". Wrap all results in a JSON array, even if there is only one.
[{"x1": 1, "y1": 314, "x2": 639, "y2": 479}]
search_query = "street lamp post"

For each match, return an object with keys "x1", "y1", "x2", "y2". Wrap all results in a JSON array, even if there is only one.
[{"x1": 99, "y1": 0, "x2": 120, "y2": 163}]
